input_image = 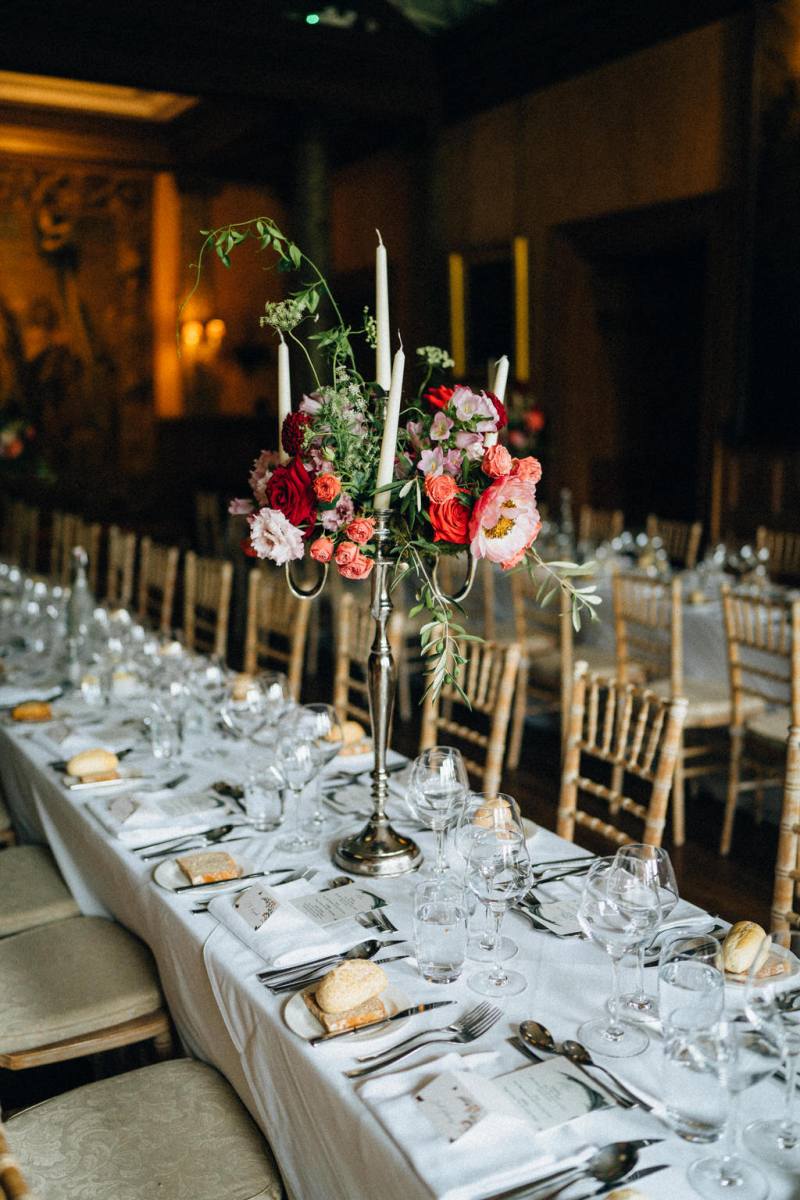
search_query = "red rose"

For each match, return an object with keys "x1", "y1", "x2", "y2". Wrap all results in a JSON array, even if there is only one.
[
  {"x1": 429, "y1": 489, "x2": 471, "y2": 545},
  {"x1": 281, "y1": 411, "x2": 313, "y2": 457},
  {"x1": 266, "y1": 456, "x2": 316, "y2": 529},
  {"x1": 487, "y1": 391, "x2": 508, "y2": 430},
  {"x1": 240, "y1": 536, "x2": 258, "y2": 558},
  {"x1": 424, "y1": 385, "x2": 455, "y2": 411}
]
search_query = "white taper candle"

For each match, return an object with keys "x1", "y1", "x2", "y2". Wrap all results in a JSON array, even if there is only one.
[
  {"x1": 485, "y1": 354, "x2": 509, "y2": 447},
  {"x1": 277, "y1": 335, "x2": 291, "y2": 463},
  {"x1": 374, "y1": 342, "x2": 405, "y2": 511},
  {"x1": 375, "y1": 230, "x2": 392, "y2": 392}
]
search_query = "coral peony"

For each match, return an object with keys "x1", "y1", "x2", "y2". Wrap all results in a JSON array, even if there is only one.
[
  {"x1": 334, "y1": 540, "x2": 359, "y2": 567},
  {"x1": 337, "y1": 552, "x2": 374, "y2": 580},
  {"x1": 482, "y1": 444, "x2": 513, "y2": 478},
  {"x1": 310, "y1": 536, "x2": 334, "y2": 563},
  {"x1": 313, "y1": 473, "x2": 341, "y2": 503},
  {"x1": 248, "y1": 508, "x2": 305, "y2": 565},
  {"x1": 429, "y1": 489, "x2": 471, "y2": 545},
  {"x1": 424, "y1": 473, "x2": 458, "y2": 503},
  {"x1": 469, "y1": 475, "x2": 541, "y2": 569},
  {"x1": 345, "y1": 517, "x2": 376, "y2": 545},
  {"x1": 281, "y1": 411, "x2": 313, "y2": 457},
  {"x1": 510, "y1": 456, "x2": 542, "y2": 484},
  {"x1": 266, "y1": 456, "x2": 316, "y2": 529}
]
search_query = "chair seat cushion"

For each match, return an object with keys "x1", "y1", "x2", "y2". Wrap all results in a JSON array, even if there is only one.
[
  {"x1": 650, "y1": 678, "x2": 763, "y2": 726},
  {"x1": 7, "y1": 1058, "x2": 283, "y2": 1200},
  {"x1": 0, "y1": 844, "x2": 79, "y2": 936},
  {"x1": 0, "y1": 917, "x2": 162, "y2": 1053},
  {"x1": 747, "y1": 706, "x2": 791, "y2": 745}
]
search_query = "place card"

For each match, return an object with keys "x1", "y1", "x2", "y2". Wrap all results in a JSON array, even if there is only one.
[
  {"x1": 235, "y1": 885, "x2": 279, "y2": 930},
  {"x1": 289, "y1": 886, "x2": 381, "y2": 927}
]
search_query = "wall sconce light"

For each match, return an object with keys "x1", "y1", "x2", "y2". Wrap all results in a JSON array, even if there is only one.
[
  {"x1": 180, "y1": 318, "x2": 226, "y2": 354},
  {"x1": 180, "y1": 319, "x2": 204, "y2": 349}
]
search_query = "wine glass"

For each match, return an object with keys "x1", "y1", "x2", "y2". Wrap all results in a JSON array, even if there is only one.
[
  {"x1": 274, "y1": 721, "x2": 319, "y2": 854},
  {"x1": 743, "y1": 930, "x2": 800, "y2": 1171},
  {"x1": 577, "y1": 856, "x2": 662, "y2": 1057},
  {"x1": 614, "y1": 843, "x2": 679, "y2": 1019},
  {"x1": 298, "y1": 703, "x2": 344, "y2": 830},
  {"x1": 687, "y1": 1021, "x2": 773, "y2": 1200},
  {"x1": 455, "y1": 792, "x2": 524, "y2": 963},
  {"x1": 408, "y1": 747, "x2": 469, "y2": 875},
  {"x1": 465, "y1": 826, "x2": 531, "y2": 996},
  {"x1": 220, "y1": 677, "x2": 269, "y2": 741}
]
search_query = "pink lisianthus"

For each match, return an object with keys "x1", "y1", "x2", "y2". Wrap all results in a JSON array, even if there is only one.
[
  {"x1": 430, "y1": 411, "x2": 454, "y2": 442},
  {"x1": 405, "y1": 419, "x2": 425, "y2": 451},
  {"x1": 455, "y1": 430, "x2": 484, "y2": 461},
  {"x1": 442, "y1": 448, "x2": 463, "y2": 476},
  {"x1": 452, "y1": 386, "x2": 497, "y2": 426},
  {"x1": 248, "y1": 508, "x2": 305, "y2": 565},
  {"x1": 418, "y1": 447, "x2": 444, "y2": 476},
  {"x1": 345, "y1": 517, "x2": 376, "y2": 545},
  {"x1": 310, "y1": 536, "x2": 334, "y2": 563},
  {"x1": 338, "y1": 552, "x2": 374, "y2": 580},
  {"x1": 299, "y1": 392, "x2": 324, "y2": 416},
  {"x1": 320, "y1": 492, "x2": 355, "y2": 533},
  {"x1": 228, "y1": 497, "x2": 254, "y2": 516},
  {"x1": 248, "y1": 449, "x2": 279, "y2": 507},
  {"x1": 469, "y1": 475, "x2": 541, "y2": 570}
]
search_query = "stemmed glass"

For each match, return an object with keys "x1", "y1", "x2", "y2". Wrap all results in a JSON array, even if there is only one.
[
  {"x1": 220, "y1": 677, "x2": 269, "y2": 741},
  {"x1": 455, "y1": 792, "x2": 524, "y2": 962},
  {"x1": 465, "y1": 826, "x2": 531, "y2": 996},
  {"x1": 577, "y1": 856, "x2": 662, "y2": 1057},
  {"x1": 744, "y1": 930, "x2": 800, "y2": 1172},
  {"x1": 299, "y1": 703, "x2": 344, "y2": 830},
  {"x1": 408, "y1": 747, "x2": 469, "y2": 875},
  {"x1": 615, "y1": 843, "x2": 679, "y2": 1019},
  {"x1": 687, "y1": 1022, "x2": 773, "y2": 1200},
  {"x1": 274, "y1": 708, "x2": 326, "y2": 854}
]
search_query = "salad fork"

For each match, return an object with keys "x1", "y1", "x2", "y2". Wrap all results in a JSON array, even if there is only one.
[
  {"x1": 344, "y1": 1002, "x2": 502, "y2": 1078},
  {"x1": 357, "y1": 1001, "x2": 496, "y2": 1064}
]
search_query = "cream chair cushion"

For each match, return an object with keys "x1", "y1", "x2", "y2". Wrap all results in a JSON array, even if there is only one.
[
  {"x1": 650, "y1": 678, "x2": 763, "y2": 726},
  {"x1": 0, "y1": 844, "x2": 79, "y2": 936},
  {"x1": 747, "y1": 706, "x2": 791, "y2": 745},
  {"x1": 0, "y1": 916, "x2": 162, "y2": 1053},
  {"x1": 7, "y1": 1058, "x2": 284, "y2": 1200}
]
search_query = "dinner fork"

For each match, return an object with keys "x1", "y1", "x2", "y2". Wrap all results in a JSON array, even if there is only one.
[
  {"x1": 189, "y1": 865, "x2": 317, "y2": 912},
  {"x1": 356, "y1": 909, "x2": 397, "y2": 934},
  {"x1": 344, "y1": 1002, "x2": 502, "y2": 1078},
  {"x1": 356, "y1": 1001, "x2": 497, "y2": 1064}
]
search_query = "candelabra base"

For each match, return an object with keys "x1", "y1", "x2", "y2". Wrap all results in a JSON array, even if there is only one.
[{"x1": 333, "y1": 816, "x2": 422, "y2": 877}]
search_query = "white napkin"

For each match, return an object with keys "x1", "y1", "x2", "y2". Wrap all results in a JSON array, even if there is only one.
[
  {"x1": 0, "y1": 683, "x2": 62, "y2": 707},
  {"x1": 207, "y1": 878, "x2": 361, "y2": 967},
  {"x1": 85, "y1": 788, "x2": 230, "y2": 846},
  {"x1": 359, "y1": 1051, "x2": 595, "y2": 1200},
  {"x1": 326, "y1": 748, "x2": 406, "y2": 777}
]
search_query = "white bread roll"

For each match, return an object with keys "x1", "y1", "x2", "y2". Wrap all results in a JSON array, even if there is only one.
[
  {"x1": 314, "y1": 959, "x2": 387, "y2": 1014},
  {"x1": 473, "y1": 796, "x2": 515, "y2": 830},
  {"x1": 723, "y1": 921, "x2": 769, "y2": 975},
  {"x1": 231, "y1": 673, "x2": 254, "y2": 701},
  {"x1": 340, "y1": 720, "x2": 365, "y2": 746},
  {"x1": 66, "y1": 748, "x2": 119, "y2": 778}
]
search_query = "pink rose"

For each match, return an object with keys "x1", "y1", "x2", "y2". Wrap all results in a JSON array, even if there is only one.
[
  {"x1": 338, "y1": 552, "x2": 374, "y2": 580},
  {"x1": 345, "y1": 517, "x2": 376, "y2": 545},
  {"x1": 424, "y1": 473, "x2": 458, "y2": 503},
  {"x1": 482, "y1": 444, "x2": 513, "y2": 478},
  {"x1": 334, "y1": 540, "x2": 359, "y2": 567},
  {"x1": 469, "y1": 475, "x2": 541, "y2": 569},
  {"x1": 511, "y1": 456, "x2": 543, "y2": 484},
  {"x1": 228, "y1": 497, "x2": 254, "y2": 516},
  {"x1": 310, "y1": 536, "x2": 334, "y2": 563}
]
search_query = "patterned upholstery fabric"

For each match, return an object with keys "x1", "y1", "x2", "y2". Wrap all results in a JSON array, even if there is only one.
[
  {"x1": 0, "y1": 917, "x2": 162, "y2": 1052},
  {"x1": 0, "y1": 844, "x2": 79, "y2": 936},
  {"x1": 7, "y1": 1059, "x2": 284, "y2": 1199}
]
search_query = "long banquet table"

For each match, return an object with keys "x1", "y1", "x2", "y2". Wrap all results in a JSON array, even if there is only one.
[{"x1": 0, "y1": 693, "x2": 796, "y2": 1200}]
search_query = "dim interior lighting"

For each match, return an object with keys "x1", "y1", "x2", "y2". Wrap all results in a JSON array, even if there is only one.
[
  {"x1": 205, "y1": 318, "x2": 226, "y2": 343},
  {"x1": 181, "y1": 320, "x2": 203, "y2": 349},
  {"x1": 305, "y1": 12, "x2": 320, "y2": 23}
]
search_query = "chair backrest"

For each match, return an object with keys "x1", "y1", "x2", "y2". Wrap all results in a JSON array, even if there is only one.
[
  {"x1": 646, "y1": 514, "x2": 702, "y2": 570},
  {"x1": 194, "y1": 491, "x2": 225, "y2": 558},
  {"x1": 0, "y1": 1119, "x2": 31, "y2": 1198},
  {"x1": 612, "y1": 571, "x2": 682, "y2": 693},
  {"x1": 721, "y1": 584, "x2": 800, "y2": 727},
  {"x1": 137, "y1": 537, "x2": 179, "y2": 634},
  {"x1": 510, "y1": 568, "x2": 575, "y2": 707},
  {"x1": 333, "y1": 592, "x2": 404, "y2": 726},
  {"x1": 557, "y1": 662, "x2": 688, "y2": 848},
  {"x1": 771, "y1": 723, "x2": 800, "y2": 933},
  {"x1": 48, "y1": 510, "x2": 69, "y2": 580},
  {"x1": 419, "y1": 639, "x2": 521, "y2": 796},
  {"x1": 756, "y1": 526, "x2": 800, "y2": 582},
  {"x1": 58, "y1": 515, "x2": 101, "y2": 591},
  {"x1": 105, "y1": 525, "x2": 137, "y2": 609},
  {"x1": 183, "y1": 551, "x2": 233, "y2": 660},
  {"x1": 244, "y1": 566, "x2": 311, "y2": 700},
  {"x1": 578, "y1": 505, "x2": 624, "y2": 547},
  {"x1": 6, "y1": 501, "x2": 39, "y2": 572}
]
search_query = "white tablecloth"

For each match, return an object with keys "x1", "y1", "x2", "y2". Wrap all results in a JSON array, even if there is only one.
[{"x1": 0, "y1": 707, "x2": 795, "y2": 1199}]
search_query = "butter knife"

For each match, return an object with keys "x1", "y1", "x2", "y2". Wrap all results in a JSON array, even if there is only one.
[
  {"x1": 309, "y1": 1000, "x2": 455, "y2": 1046},
  {"x1": 173, "y1": 869, "x2": 268, "y2": 893}
]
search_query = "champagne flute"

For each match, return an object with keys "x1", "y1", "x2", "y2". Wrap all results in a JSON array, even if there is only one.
[
  {"x1": 465, "y1": 826, "x2": 531, "y2": 996},
  {"x1": 408, "y1": 747, "x2": 469, "y2": 875},
  {"x1": 455, "y1": 792, "x2": 524, "y2": 962},
  {"x1": 615, "y1": 843, "x2": 679, "y2": 1018},
  {"x1": 577, "y1": 856, "x2": 662, "y2": 1057}
]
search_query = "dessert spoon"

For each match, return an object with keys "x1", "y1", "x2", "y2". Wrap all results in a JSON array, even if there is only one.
[
  {"x1": 519, "y1": 1022, "x2": 651, "y2": 1111},
  {"x1": 480, "y1": 1140, "x2": 661, "y2": 1200}
]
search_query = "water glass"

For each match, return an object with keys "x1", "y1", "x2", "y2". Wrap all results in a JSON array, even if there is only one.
[
  {"x1": 243, "y1": 775, "x2": 284, "y2": 832},
  {"x1": 414, "y1": 878, "x2": 467, "y2": 984},
  {"x1": 663, "y1": 1007, "x2": 727, "y2": 1142},
  {"x1": 150, "y1": 708, "x2": 182, "y2": 760},
  {"x1": 658, "y1": 935, "x2": 725, "y2": 1031}
]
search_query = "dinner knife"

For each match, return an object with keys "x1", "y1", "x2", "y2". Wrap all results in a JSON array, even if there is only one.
[
  {"x1": 173, "y1": 870, "x2": 268, "y2": 893},
  {"x1": 586, "y1": 1163, "x2": 668, "y2": 1197},
  {"x1": 309, "y1": 1000, "x2": 456, "y2": 1046}
]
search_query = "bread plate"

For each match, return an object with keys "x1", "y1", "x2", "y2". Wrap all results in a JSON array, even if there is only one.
[
  {"x1": 725, "y1": 950, "x2": 800, "y2": 986},
  {"x1": 152, "y1": 853, "x2": 256, "y2": 896},
  {"x1": 63, "y1": 766, "x2": 143, "y2": 792},
  {"x1": 283, "y1": 983, "x2": 411, "y2": 1042}
]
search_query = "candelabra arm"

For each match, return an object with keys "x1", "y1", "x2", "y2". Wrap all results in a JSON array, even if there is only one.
[
  {"x1": 285, "y1": 560, "x2": 328, "y2": 600},
  {"x1": 432, "y1": 554, "x2": 478, "y2": 605}
]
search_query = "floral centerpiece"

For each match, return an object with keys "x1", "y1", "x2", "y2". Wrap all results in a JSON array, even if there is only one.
[{"x1": 182, "y1": 218, "x2": 598, "y2": 699}]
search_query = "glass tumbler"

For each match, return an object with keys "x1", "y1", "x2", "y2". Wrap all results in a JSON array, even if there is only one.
[{"x1": 414, "y1": 877, "x2": 468, "y2": 984}]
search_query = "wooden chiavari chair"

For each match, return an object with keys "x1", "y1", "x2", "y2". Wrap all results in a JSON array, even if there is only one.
[
  {"x1": 646, "y1": 514, "x2": 702, "y2": 570},
  {"x1": 244, "y1": 566, "x2": 311, "y2": 700},
  {"x1": 420, "y1": 639, "x2": 522, "y2": 797},
  {"x1": 333, "y1": 592, "x2": 404, "y2": 726},
  {"x1": 105, "y1": 524, "x2": 137, "y2": 609},
  {"x1": 54, "y1": 515, "x2": 102, "y2": 590},
  {"x1": 578, "y1": 505, "x2": 624, "y2": 548},
  {"x1": 195, "y1": 490, "x2": 225, "y2": 558},
  {"x1": 721, "y1": 585, "x2": 800, "y2": 856},
  {"x1": 48, "y1": 509, "x2": 68, "y2": 579},
  {"x1": 756, "y1": 526, "x2": 800, "y2": 582},
  {"x1": 0, "y1": 1059, "x2": 284, "y2": 1200},
  {"x1": 137, "y1": 537, "x2": 179, "y2": 634},
  {"x1": 612, "y1": 571, "x2": 754, "y2": 847},
  {"x1": 557, "y1": 661, "x2": 688, "y2": 849},
  {"x1": 6, "y1": 502, "x2": 39, "y2": 572},
  {"x1": 771, "y1": 723, "x2": 800, "y2": 933},
  {"x1": 183, "y1": 551, "x2": 233, "y2": 660}
]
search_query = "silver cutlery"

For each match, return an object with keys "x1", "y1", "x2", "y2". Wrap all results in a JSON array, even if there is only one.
[
  {"x1": 160, "y1": 772, "x2": 190, "y2": 790},
  {"x1": 356, "y1": 909, "x2": 397, "y2": 933},
  {"x1": 344, "y1": 1002, "x2": 502, "y2": 1078},
  {"x1": 508, "y1": 1036, "x2": 636, "y2": 1110},
  {"x1": 580, "y1": 1163, "x2": 668, "y2": 1198},
  {"x1": 512, "y1": 903, "x2": 583, "y2": 939},
  {"x1": 173, "y1": 869, "x2": 270, "y2": 894},
  {"x1": 519, "y1": 1022, "x2": 653, "y2": 1111},
  {"x1": 357, "y1": 1001, "x2": 497, "y2": 1064},
  {"x1": 480, "y1": 1140, "x2": 662, "y2": 1200},
  {"x1": 265, "y1": 954, "x2": 410, "y2": 994},
  {"x1": 257, "y1": 938, "x2": 405, "y2": 983},
  {"x1": 138, "y1": 824, "x2": 241, "y2": 858},
  {"x1": 309, "y1": 1000, "x2": 456, "y2": 1046},
  {"x1": 190, "y1": 865, "x2": 317, "y2": 911}
]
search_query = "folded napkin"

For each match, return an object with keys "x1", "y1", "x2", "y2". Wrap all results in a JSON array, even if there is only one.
[
  {"x1": 0, "y1": 683, "x2": 62, "y2": 708},
  {"x1": 207, "y1": 877, "x2": 375, "y2": 968},
  {"x1": 325, "y1": 748, "x2": 406, "y2": 777},
  {"x1": 86, "y1": 788, "x2": 230, "y2": 846},
  {"x1": 359, "y1": 1051, "x2": 595, "y2": 1200},
  {"x1": 37, "y1": 719, "x2": 136, "y2": 759}
]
